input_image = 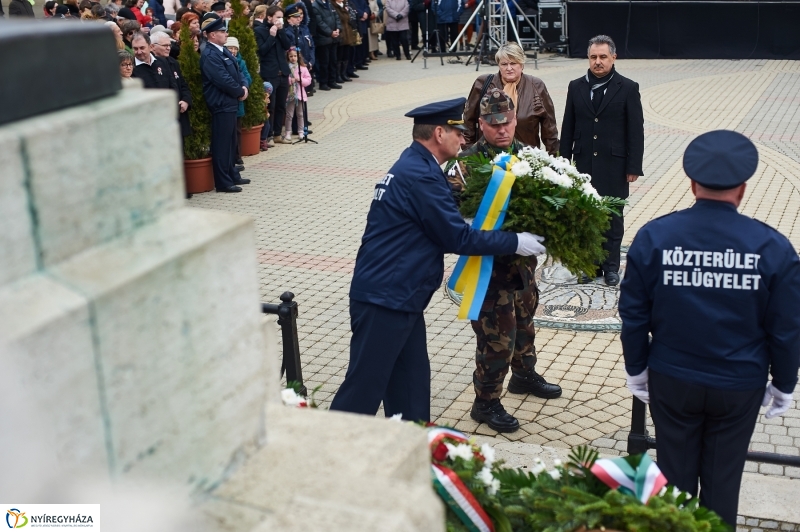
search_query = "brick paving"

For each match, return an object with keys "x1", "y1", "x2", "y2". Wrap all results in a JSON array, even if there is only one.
[{"x1": 189, "y1": 52, "x2": 800, "y2": 478}]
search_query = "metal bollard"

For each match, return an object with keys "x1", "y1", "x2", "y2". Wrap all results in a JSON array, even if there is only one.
[{"x1": 261, "y1": 291, "x2": 306, "y2": 396}]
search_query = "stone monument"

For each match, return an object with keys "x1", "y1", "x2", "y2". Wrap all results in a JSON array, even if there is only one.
[{"x1": 0, "y1": 20, "x2": 443, "y2": 531}]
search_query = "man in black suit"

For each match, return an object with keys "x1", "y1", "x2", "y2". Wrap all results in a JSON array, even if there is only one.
[
  {"x1": 199, "y1": 13, "x2": 251, "y2": 193},
  {"x1": 559, "y1": 34, "x2": 644, "y2": 286}
]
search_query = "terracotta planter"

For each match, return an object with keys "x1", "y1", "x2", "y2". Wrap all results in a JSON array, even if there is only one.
[
  {"x1": 239, "y1": 124, "x2": 264, "y2": 156},
  {"x1": 184, "y1": 157, "x2": 215, "y2": 194}
]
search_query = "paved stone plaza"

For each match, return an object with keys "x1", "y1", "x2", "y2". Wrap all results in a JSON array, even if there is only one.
[{"x1": 189, "y1": 53, "x2": 800, "y2": 479}]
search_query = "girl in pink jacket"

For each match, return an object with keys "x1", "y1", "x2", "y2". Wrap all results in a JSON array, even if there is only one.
[{"x1": 283, "y1": 47, "x2": 313, "y2": 141}]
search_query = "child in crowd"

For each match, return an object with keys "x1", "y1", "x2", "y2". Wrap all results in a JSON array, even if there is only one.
[{"x1": 283, "y1": 47, "x2": 312, "y2": 142}]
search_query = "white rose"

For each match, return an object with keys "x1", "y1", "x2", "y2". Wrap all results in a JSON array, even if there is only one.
[
  {"x1": 480, "y1": 443, "x2": 496, "y2": 466},
  {"x1": 549, "y1": 469, "x2": 561, "y2": 480},
  {"x1": 281, "y1": 388, "x2": 303, "y2": 406},
  {"x1": 511, "y1": 160, "x2": 532, "y2": 177},
  {"x1": 476, "y1": 466, "x2": 494, "y2": 487},
  {"x1": 445, "y1": 443, "x2": 475, "y2": 461},
  {"x1": 489, "y1": 478, "x2": 501, "y2": 496},
  {"x1": 581, "y1": 181, "x2": 601, "y2": 200}
]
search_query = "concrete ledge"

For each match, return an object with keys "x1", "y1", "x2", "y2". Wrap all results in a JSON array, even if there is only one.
[
  {"x1": 4, "y1": 89, "x2": 184, "y2": 267},
  {"x1": 0, "y1": 129, "x2": 36, "y2": 285},
  {"x1": 47, "y1": 207, "x2": 267, "y2": 490},
  {"x1": 207, "y1": 406, "x2": 444, "y2": 532}
]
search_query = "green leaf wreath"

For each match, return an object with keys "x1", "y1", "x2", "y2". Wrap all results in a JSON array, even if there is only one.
[{"x1": 456, "y1": 148, "x2": 627, "y2": 277}]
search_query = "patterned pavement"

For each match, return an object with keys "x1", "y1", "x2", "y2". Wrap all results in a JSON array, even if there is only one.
[{"x1": 188, "y1": 52, "x2": 800, "y2": 479}]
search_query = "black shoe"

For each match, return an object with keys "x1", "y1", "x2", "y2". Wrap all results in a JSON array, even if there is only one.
[
  {"x1": 507, "y1": 370, "x2": 562, "y2": 399},
  {"x1": 234, "y1": 178, "x2": 251, "y2": 185},
  {"x1": 342, "y1": 74, "x2": 352, "y2": 81},
  {"x1": 186, "y1": 193, "x2": 193, "y2": 199},
  {"x1": 356, "y1": 65, "x2": 368, "y2": 70},
  {"x1": 235, "y1": 157, "x2": 244, "y2": 165},
  {"x1": 307, "y1": 121, "x2": 312, "y2": 126},
  {"x1": 577, "y1": 274, "x2": 593, "y2": 284},
  {"x1": 396, "y1": 55, "x2": 401, "y2": 61},
  {"x1": 216, "y1": 185, "x2": 242, "y2": 193},
  {"x1": 349, "y1": 72, "x2": 360, "y2": 78},
  {"x1": 470, "y1": 398, "x2": 519, "y2": 433},
  {"x1": 319, "y1": 84, "x2": 331, "y2": 91},
  {"x1": 376, "y1": 50, "x2": 384, "y2": 55},
  {"x1": 330, "y1": 82, "x2": 342, "y2": 89},
  {"x1": 305, "y1": 129, "x2": 313, "y2": 135},
  {"x1": 411, "y1": 45, "x2": 420, "y2": 50},
  {"x1": 387, "y1": 51, "x2": 395, "y2": 57},
  {"x1": 235, "y1": 164, "x2": 245, "y2": 172},
  {"x1": 605, "y1": 271, "x2": 620, "y2": 286},
  {"x1": 405, "y1": 54, "x2": 412, "y2": 60}
]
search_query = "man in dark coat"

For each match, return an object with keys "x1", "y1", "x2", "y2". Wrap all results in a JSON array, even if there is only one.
[
  {"x1": 311, "y1": 0, "x2": 342, "y2": 91},
  {"x1": 409, "y1": 0, "x2": 436, "y2": 52},
  {"x1": 8, "y1": 0, "x2": 35, "y2": 17},
  {"x1": 254, "y1": 6, "x2": 293, "y2": 141},
  {"x1": 199, "y1": 13, "x2": 250, "y2": 192},
  {"x1": 560, "y1": 34, "x2": 644, "y2": 286},
  {"x1": 151, "y1": 30, "x2": 192, "y2": 139},
  {"x1": 349, "y1": 0, "x2": 369, "y2": 69}
]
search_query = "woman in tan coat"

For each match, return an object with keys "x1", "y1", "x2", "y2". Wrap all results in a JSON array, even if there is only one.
[{"x1": 464, "y1": 43, "x2": 559, "y2": 153}]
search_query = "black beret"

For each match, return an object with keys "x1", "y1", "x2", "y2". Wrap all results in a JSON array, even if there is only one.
[
  {"x1": 405, "y1": 97, "x2": 468, "y2": 131},
  {"x1": 683, "y1": 130, "x2": 759, "y2": 190},
  {"x1": 210, "y1": 1, "x2": 226, "y2": 12},
  {"x1": 117, "y1": 6, "x2": 137, "y2": 19}
]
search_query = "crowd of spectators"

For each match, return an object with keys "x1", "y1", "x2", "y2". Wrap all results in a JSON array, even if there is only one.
[{"x1": 2, "y1": 0, "x2": 492, "y2": 163}]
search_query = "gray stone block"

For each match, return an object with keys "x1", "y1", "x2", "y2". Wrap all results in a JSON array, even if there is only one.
[
  {"x1": 48, "y1": 208, "x2": 267, "y2": 489},
  {"x1": 0, "y1": 274, "x2": 105, "y2": 470},
  {"x1": 6, "y1": 89, "x2": 184, "y2": 267},
  {"x1": 0, "y1": 130, "x2": 37, "y2": 285},
  {"x1": 210, "y1": 405, "x2": 444, "y2": 532}
]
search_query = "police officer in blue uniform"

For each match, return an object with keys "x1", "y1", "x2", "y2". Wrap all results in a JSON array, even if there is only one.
[
  {"x1": 330, "y1": 98, "x2": 546, "y2": 422},
  {"x1": 619, "y1": 130, "x2": 800, "y2": 526},
  {"x1": 200, "y1": 13, "x2": 251, "y2": 193}
]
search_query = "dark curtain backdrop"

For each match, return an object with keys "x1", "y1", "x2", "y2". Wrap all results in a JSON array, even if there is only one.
[{"x1": 567, "y1": 1, "x2": 800, "y2": 60}]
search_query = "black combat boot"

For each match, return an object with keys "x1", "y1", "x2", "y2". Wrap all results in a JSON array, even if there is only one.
[
  {"x1": 507, "y1": 369, "x2": 562, "y2": 398},
  {"x1": 470, "y1": 398, "x2": 519, "y2": 433}
]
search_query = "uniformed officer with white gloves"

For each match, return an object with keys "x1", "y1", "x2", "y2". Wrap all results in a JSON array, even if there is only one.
[
  {"x1": 331, "y1": 98, "x2": 545, "y2": 423},
  {"x1": 619, "y1": 130, "x2": 800, "y2": 527}
]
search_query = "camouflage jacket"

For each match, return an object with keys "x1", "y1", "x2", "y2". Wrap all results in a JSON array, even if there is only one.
[{"x1": 447, "y1": 139, "x2": 537, "y2": 291}]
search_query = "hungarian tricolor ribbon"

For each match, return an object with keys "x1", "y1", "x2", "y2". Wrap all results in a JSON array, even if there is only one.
[
  {"x1": 448, "y1": 153, "x2": 518, "y2": 321},
  {"x1": 427, "y1": 427, "x2": 495, "y2": 532},
  {"x1": 590, "y1": 454, "x2": 668, "y2": 504}
]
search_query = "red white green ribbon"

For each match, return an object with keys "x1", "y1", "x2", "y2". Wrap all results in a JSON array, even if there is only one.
[
  {"x1": 431, "y1": 464, "x2": 494, "y2": 532},
  {"x1": 428, "y1": 427, "x2": 495, "y2": 532},
  {"x1": 590, "y1": 454, "x2": 667, "y2": 504}
]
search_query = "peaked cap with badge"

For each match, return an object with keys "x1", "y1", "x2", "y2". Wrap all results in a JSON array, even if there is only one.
[
  {"x1": 405, "y1": 97, "x2": 468, "y2": 131},
  {"x1": 480, "y1": 88, "x2": 515, "y2": 125},
  {"x1": 201, "y1": 12, "x2": 226, "y2": 33}
]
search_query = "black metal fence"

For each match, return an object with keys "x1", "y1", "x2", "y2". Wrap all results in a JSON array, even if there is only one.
[
  {"x1": 627, "y1": 396, "x2": 800, "y2": 467},
  {"x1": 262, "y1": 292, "x2": 306, "y2": 396}
]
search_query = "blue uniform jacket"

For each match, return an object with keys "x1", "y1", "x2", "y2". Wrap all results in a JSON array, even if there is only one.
[
  {"x1": 350, "y1": 141, "x2": 519, "y2": 313},
  {"x1": 620, "y1": 199, "x2": 800, "y2": 394},
  {"x1": 200, "y1": 43, "x2": 246, "y2": 114}
]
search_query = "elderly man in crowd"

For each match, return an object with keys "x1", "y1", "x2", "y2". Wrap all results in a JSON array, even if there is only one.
[{"x1": 150, "y1": 30, "x2": 192, "y2": 140}]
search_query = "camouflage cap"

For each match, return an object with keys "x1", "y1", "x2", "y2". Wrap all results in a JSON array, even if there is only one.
[{"x1": 480, "y1": 88, "x2": 515, "y2": 125}]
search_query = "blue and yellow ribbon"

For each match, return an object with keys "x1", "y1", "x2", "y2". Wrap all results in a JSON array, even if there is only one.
[{"x1": 448, "y1": 153, "x2": 518, "y2": 321}]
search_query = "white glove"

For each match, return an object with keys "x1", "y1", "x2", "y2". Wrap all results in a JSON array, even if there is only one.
[
  {"x1": 762, "y1": 382, "x2": 794, "y2": 419},
  {"x1": 515, "y1": 233, "x2": 546, "y2": 256},
  {"x1": 626, "y1": 369, "x2": 650, "y2": 404}
]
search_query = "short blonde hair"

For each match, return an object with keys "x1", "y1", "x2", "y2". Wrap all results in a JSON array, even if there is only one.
[{"x1": 495, "y1": 42, "x2": 526, "y2": 66}]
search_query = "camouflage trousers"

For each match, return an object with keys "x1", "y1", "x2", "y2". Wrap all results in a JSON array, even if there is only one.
[{"x1": 471, "y1": 284, "x2": 539, "y2": 400}]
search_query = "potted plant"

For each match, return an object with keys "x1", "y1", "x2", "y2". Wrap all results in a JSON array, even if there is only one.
[
  {"x1": 179, "y1": 24, "x2": 215, "y2": 193},
  {"x1": 229, "y1": 0, "x2": 266, "y2": 156}
]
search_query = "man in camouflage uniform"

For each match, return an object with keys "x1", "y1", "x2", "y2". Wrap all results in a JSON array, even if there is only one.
[{"x1": 448, "y1": 89, "x2": 562, "y2": 433}]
